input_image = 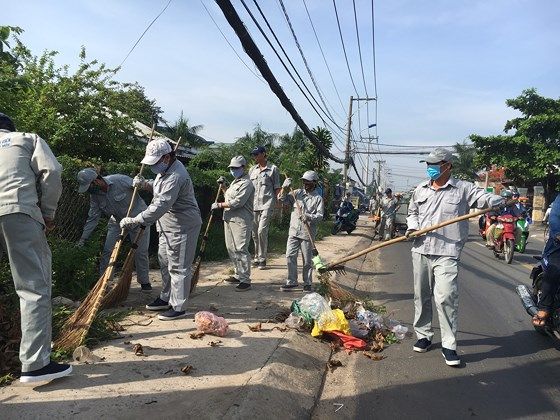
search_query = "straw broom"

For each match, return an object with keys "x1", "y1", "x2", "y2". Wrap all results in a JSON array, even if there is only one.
[
  {"x1": 319, "y1": 201, "x2": 515, "y2": 302},
  {"x1": 54, "y1": 126, "x2": 157, "y2": 350},
  {"x1": 101, "y1": 137, "x2": 183, "y2": 308},
  {"x1": 190, "y1": 183, "x2": 224, "y2": 293}
]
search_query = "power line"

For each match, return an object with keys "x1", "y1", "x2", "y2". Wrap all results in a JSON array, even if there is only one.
[
  {"x1": 352, "y1": 0, "x2": 369, "y2": 96},
  {"x1": 119, "y1": 0, "x2": 173, "y2": 68},
  {"x1": 332, "y1": 0, "x2": 359, "y2": 96}
]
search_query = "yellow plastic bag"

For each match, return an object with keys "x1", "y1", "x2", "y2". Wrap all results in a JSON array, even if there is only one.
[{"x1": 311, "y1": 309, "x2": 351, "y2": 337}]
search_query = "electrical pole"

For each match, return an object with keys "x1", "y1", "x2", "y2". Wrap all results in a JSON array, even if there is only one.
[{"x1": 343, "y1": 95, "x2": 353, "y2": 191}]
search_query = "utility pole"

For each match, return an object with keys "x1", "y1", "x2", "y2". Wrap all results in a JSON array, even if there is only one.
[{"x1": 343, "y1": 95, "x2": 353, "y2": 191}]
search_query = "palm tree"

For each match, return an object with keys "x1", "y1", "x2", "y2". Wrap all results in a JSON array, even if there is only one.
[{"x1": 162, "y1": 111, "x2": 206, "y2": 148}]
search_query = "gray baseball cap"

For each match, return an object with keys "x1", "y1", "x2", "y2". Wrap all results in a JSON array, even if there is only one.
[
  {"x1": 228, "y1": 155, "x2": 247, "y2": 168},
  {"x1": 420, "y1": 147, "x2": 454, "y2": 164},
  {"x1": 77, "y1": 168, "x2": 98, "y2": 193}
]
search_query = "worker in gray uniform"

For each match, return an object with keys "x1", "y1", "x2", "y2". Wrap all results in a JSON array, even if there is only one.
[
  {"x1": 76, "y1": 169, "x2": 151, "y2": 290},
  {"x1": 0, "y1": 112, "x2": 72, "y2": 383},
  {"x1": 379, "y1": 188, "x2": 398, "y2": 241},
  {"x1": 214, "y1": 156, "x2": 254, "y2": 291},
  {"x1": 120, "y1": 139, "x2": 202, "y2": 320},
  {"x1": 279, "y1": 170, "x2": 324, "y2": 292},
  {"x1": 249, "y1": 145, "x2": 281, "y2": 270}
]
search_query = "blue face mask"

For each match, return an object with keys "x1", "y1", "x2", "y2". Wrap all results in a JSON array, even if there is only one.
[
  {"x1": 427, "y1": 164, "x2": 441, "y2": 180},
  {"x1": 150, "y1": 161, "x2": 168, "y2": 174},
  {"x1": 230, "y1": 167, "x2": 244, "y2": 178}
]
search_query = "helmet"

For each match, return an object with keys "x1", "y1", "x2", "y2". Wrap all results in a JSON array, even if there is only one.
[
  {"x1": 141, "y1": 139, "x2": 172, "y2": 165},
  {"x1": 385, "y1": 188, "x2": 392, "y2": 194},
  {"x1": 301, "y1": 170, "x2": 318, "y2": 182},
  {"x1": 77, "y1": 168, "x2": 98, "y2": 193},
  {"x1": 500, "y1": 190, "x2": 513, "y2": 199},
  {"x1": 0, "y1": 112, "x2": 15, "y2": 131}
]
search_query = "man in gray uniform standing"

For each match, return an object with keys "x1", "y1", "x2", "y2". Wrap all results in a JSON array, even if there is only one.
[
  {"x1": 379, "y1": 188, "x2": 398, "y2": 241},
  {"x1": 76, "y1": 169, "x2": 151, "y2": 290},
  {"x1": 120, "y1": 139, "x2": 202, "y2": 320},
  {"x1": 249, "y1": 146, "x2": 281, "y2": 270},
  {"x1": 279, "y1": 171, "x2": 324, "y2": 292},
  {"x1": 0, "y1": 112, "x2": 72, "y2": 383},
  {"x1": 406, "y1": 148, "x2": 503, "y2": 366},
  {"x1": 214, "y1": 156, "x2": 255, "y2": 291}
]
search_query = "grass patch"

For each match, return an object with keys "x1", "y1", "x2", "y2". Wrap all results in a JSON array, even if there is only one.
[{"x1": 0, "y1": 373, "x2": 15, "y2": 387}]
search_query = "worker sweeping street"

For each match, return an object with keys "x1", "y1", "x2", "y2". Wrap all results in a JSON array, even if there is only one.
[
  {"x1": 379, "y1": 188, "x2": 398, "y2": 241},
  {"x1": 0, "y1": 112, "x2": 72, "y2": 383},
  {"x1": 249, "y1": 145, "x2": 281, "y2": 270},
  {"x1": 279, "y1": 170, "x2": 324, "y2": 292},
  {"x1": 120, "y1": 139, "x2": 202, "y2": 320},
  {"x1": 76, "y1": 169, "x2": 151, "y2": 291},
  {"x1": 215, "y1": 156, "x2": 255, "y2": 291}
]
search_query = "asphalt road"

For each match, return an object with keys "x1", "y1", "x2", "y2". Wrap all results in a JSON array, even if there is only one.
[{"x1": 313, "y1": 221, "x2": 560, "y2": 420}]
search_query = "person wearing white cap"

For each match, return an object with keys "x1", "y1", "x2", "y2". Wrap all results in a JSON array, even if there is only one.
[
  {"x1": 278, "y1": 170, "x2": 324, "y2": 292},
  {"x1": 0, "y1": 112, "x2": 72, "y2": 383},
  {"x1": 120, "y1": 138, "x2": 202, "y2": 320},
  {"x1": 249, "y1": 145, "x2": 281, "y2": 270},
  {"x1": 76, "y1": 168, "x2": 151, "y2": 290},
  {"x1": 213, "y1": 155, "x2": 255, "y2": 291},
  {"x1": 405, "y1": 147, "x2": 504, "y2": 366}
]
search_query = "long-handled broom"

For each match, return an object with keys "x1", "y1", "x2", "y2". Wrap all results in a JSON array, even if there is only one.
[
  {"x1": 319, "y1": 200, "x2": 515, "y2": 301},
  {"x1": 101, "y1": 137, "x2": 183, "y2": 308},
  {"x1": 54, "y1": 126, "x2": 157, "y2": 350},
  {"x1": 190, "y1": 183, "x2": 224, "y2": 293}
]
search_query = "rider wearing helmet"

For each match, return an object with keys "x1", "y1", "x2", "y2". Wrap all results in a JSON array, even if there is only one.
[{"x1": 485, "y1": 189, "x2": 523, "y2": 249}]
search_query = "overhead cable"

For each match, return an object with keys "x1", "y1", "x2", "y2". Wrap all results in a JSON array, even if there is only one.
[{"x1": 333, "y1": 0, "x2": 360, "y2": 96}]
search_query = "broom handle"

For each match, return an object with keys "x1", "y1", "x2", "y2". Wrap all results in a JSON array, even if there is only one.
[
  {"x1": 290, "y1": 188, "x2": 318, "y2": 252},
  {"x1": 327, "y1": 199, "x2": 516, "y2": 268},
  {"x1": 198, "y1": 184, "x2": 224, "y2": 254}
]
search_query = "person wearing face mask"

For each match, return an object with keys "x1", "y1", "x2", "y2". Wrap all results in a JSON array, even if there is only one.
[
  {"x1": 120, "y1": 139, "x2": 202, "y2": 320},
  {"x1": 278, "y1": 170, "x2": 324, "y2": 292},
  {"x1": 379, "y1": 188, "x2": 399, "y2": 241},
  {"x1": 76, "y1": 168, "x2": 151, "y2": 291},
  {"x1": 405, "y1": 148, "x2": 504, "y2": 366},
  {"x1": 213, "y1": 156, "x2": 255, "y2": 291}
]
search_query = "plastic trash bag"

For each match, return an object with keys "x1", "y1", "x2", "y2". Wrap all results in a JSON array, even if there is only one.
[
  {"x1": 194, "y1": 311, "x2": 229, "y2": 337},
  {"x1": 311, "y1": 308, "x2": 351, "y2": 337},
  {"x1": 298, "y1": 292, "x2": 330, "y2": 320},
  {"x1": 285, "y1": 313, "x2": 304, "y2": 329},
  {"x1": 290, "y1": 300, "x2": 313, "y2": 325},
  {"x1": 390, "y1": 324, "x2": 408, "y2": 340},
  {"x1": 356, "y1": 308, "x2": 384, "y2": 330},
  {"x1": 349, "y1": 319, "x2": 370, "y2": 338}
]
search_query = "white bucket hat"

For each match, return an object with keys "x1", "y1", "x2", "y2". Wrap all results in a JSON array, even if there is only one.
[{"x1": 141, "y1": 139, "x2": 172, "y2": 165}]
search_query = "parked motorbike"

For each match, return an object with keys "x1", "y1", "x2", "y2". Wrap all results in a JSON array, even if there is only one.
[
  {"x1": 488, "y1": 213, "x2": 519, "y2": 264},
  {"x1": 516, "y1": 261, "x2": 560, "y2": 339},
  {"x1": 332, "y1": 208, "x2": 359, "y2": 235}
]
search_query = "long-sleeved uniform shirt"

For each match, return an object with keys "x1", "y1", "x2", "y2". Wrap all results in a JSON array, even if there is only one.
[
  {"x1": 80, "y1": 174, "x2": 147, "y2": 241},
  {"x1": 543, "y1": 194, "x2": 560, "y2": 260},
  {"x1": 406, "y1": 177, "x2": 503, "y2": 258},
  {"x1": 137, "y1": 160, "x2": 201, "y2": 233},
  {"x1": 381, "y1": 196, "x2": 398, "y2": 217},
  {"x1": 279, "y1": 188, "x2": 324, "y2": 241},
  {"x1": 0, "y1": 129, "x2": 62, "y2": 226},
  {"x1": 249, "y1": 162, "x2": 281, "y2": 211},
  {"x1": 223, "y1": 175, "x2": 254, "y2": 223}
]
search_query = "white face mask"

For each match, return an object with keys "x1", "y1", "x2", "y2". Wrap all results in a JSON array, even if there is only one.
[{"x1": 230, "y1": 167, "x2": 244, "y2": 178}]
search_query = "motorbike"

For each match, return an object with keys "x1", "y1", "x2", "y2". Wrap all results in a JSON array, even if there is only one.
[
  {"x1": 516, "y1": 260, "x2": 560, "y2": 340},
  {"x1": 332, "y1": 207, "x2": 359, "y2": 235},
  {"x1": 488, "y1": 212, "x2": 519, "y2": 264},
  {"x1": 515, "y1": 216, "x2": 531, "y2": 253}
]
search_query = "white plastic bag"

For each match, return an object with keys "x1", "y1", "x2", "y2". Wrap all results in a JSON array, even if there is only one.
[{"x1": 298, "y1": 292, "x2": 330, "y2": 320}]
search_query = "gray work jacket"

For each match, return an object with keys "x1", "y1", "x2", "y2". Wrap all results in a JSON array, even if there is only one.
[
  {"x1": 381, "y1": 196, "x2": 398, "y2": 218},
  {"x1": 249, "y1": 163, "x2": 281, "y2": 211},
  {"x1": 406, "y1": 177, "x2": 503, "y2": 258},
  {"x1": 223, "y1": 175, "x2": 254, "y2": 224},
  {"x1": 80, "y1": 174, "x2": 147, "y2": 241},
  {"x1": 279, "y1": 188, "x2": 324, "y2": 241},
  {"x1": 138, "y1": 160, "x2": 201, "y2": 233},
  {"x1": 0, "y1": 130, "x2": 62, "y2": 226}
]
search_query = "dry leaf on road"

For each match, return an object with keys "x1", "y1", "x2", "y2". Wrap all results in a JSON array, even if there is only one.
[
  {"x1": 248, "y1": 323, "x2": 262, "y2": 332},
  {"x1": 132, "y1": 343, "x2": 144, "y2": 356},
  {"x1": 363, "y1": 351, "x2": 385, "y2": 361},
  {"x1": 190, "y1": 332, "x2": 205, "y2": 339},
  {"x1": 181, "y1": 365, "x2": 193, "y2": 375},
  {"x1": 327, "y1": 359, "x2": 343, "y2": 372},
  {"x1": 209, "y1": 340, "x2": 222, "y2": 347}
]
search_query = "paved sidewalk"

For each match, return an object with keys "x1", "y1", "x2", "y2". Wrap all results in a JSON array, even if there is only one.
[{"x1": 0, "y1": 218, "x2": 373, "y2": 419}]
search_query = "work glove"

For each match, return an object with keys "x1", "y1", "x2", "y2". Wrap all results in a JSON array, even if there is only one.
[
  {"x1": 405, "y1": 229, "x2": 417, "y2": 239},
  {"x1": 77, "y1": 238, "x2": 85, "y2": 247},
  {"x1": 120, "y1": 216, "x2": 141, "y2": 230},
  {"x1": 217, "y1": 176, "x2": 228, "y2": 186},
  {"x1": 282, "y1": 178, "x2": 292, "y2": 188},
  {"x1": 211, "y1": 202, "x2": 220, "y2": 211},
  {"x1": 132, "y1": 175, "x2": 147, "y2": 189}
]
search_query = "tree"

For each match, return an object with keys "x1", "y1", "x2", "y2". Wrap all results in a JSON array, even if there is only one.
[
  {"x1": 470, "y1": 88, "x2": 560, "y2": 201},
  {"x1": 160, "y1": 111, "x2": 206, "y2": 148},
  {"x1": 452, "y1": 141, "x2": 477, "y2": 181}
]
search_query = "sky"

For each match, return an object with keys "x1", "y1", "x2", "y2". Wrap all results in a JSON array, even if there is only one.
[{"x1": 4, "y1": 0, "x2": 560, "y2": 191}]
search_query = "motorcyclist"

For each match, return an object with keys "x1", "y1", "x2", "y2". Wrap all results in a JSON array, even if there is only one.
[
  {"x1": 339, "y1": 192, "x2": 354, "y2": 215},
  {"x1": 533, "y1": 194, "x2": 560, "y2": 326},
  {"x1": 485, "y1": 189, "x2": 523, "y2": 249},
  {"x1": 512, "y1": 191, "x2": 527, "y2": 216}
]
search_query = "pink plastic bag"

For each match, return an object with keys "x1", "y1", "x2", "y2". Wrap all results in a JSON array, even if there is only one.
[{"x1": 194, "y1": 311, "x2": 229, "y2": 337}]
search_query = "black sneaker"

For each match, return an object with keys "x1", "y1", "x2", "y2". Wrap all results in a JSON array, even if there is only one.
[
  {"x1": 235, "y1": 282, "x2": 252, "y2": 292},
  {"x1": 140, "y1": 283, "x2": 152, "y2": 291},
  {"x1": 441, "y1": 348, "x2": 461, "y2": 366},
  {"x1": 146, "y1": 297, "x2": 171, "y2": 311},
  {"x1": 251, "y1": 260, "x2": 259, "y2": 267},
  {"x1": 225, "y1": 276, "x2": 240, "y2": 283},
  {"x1": 303, "y1": 285, "x2": 312, "y2": 292},
  {"x1": 413, "y1": 338, "x2": 432, "y2": 353},
  {"x1": 20, "y1": 361, "x2": 72, "y2": 384},
  {"x1": 280, "y1": 284, "x2": 299, "y2": 291},
  {"x1": 158, "y1": 309, "x2": 187, "y2": 320},
  {"x1": 258, "y1": 261, "x2": 267, "y2": 270}
]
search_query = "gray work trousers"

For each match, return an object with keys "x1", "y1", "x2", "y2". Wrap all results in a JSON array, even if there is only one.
[
  {"x1": 224, "y1": 219, "x2": 251, "y2": 283},
  {"x1": 158, "y1": 224, "x2": 201, "y2": 312},
  {"x1": 0, "y1": 213, "x2": 52, "y2": 372},
  {"x1": 412, "y1": 252, "x2": 459, "y2": 350},
  {"x1": 252, "y1": 208, "x2": 273, "y2": 263},
  {"x1": 379, "y1": 215, "x2": 395, "y2": 240},
  {"x1": 286, "y1": 235, "x2": 313, "y2": 286},
  {"x1": 100, "y1": 218, "x2": 150, "y2": 284}
]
